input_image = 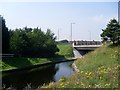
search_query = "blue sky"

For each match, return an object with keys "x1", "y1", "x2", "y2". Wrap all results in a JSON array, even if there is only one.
[{"x1": 0, "y1": 2, "x2": 118, "y2": 41}]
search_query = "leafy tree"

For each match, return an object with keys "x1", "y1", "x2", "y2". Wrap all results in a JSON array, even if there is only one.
[
  {"x1": 45, "y1": 29, "x2": 59, "y2": 56},
  {"x1": 101, "y1": 19, "x2": 120, "y2": 45},
  {"x1": 9, "y1": 27, "x2": 59, "y2": 57},
  {"x1": 27, "y1": 27, "x2": 46, "y2": 56},
  {"x1": 10, "y1": 29, "x2": 30, "y2": 56},
  {"x1": 1, "y1": 15, "x2": 10, "y2": 53}
]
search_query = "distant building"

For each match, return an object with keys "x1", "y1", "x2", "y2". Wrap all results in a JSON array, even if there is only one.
[{"x1": 118, "y1": 1, "x2": 120, "y2": 23}]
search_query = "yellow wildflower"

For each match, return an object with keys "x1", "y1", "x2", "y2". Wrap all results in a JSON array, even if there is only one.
[
  {"x1": 85, "y1": 72, "x2": 88, "y2": 75},
  {"x1": 76, "y1": 81, "x2": 79, "y2": 85},
  {"x1": 98, "y1": 67, "x2": 101, "y2": 70},
  {"x1": 107, "y1": 67, "x2": 111, "y2": 71},
  {"x1": 81, "y1": 71, "x2": 84, "y2": 74},
  {"x1": 88, "y1": 72, "x2": 92, "y2": 76},
  {"x1": 100, "y1": 76, "x2": 102, "y2": 80},
  {"x1": 104, "y1": 83, "x2": 111, "y2": 87},
  {"x1": 60, "y1": 82, "x2": 64, "y2": 87},
  {"x1": 104, "y1": 71, "x2": 107, "y2": 74},
  {"x1": 48, "y1": 82, "x2": 54, "y2": 87},
  {"x1": 117, "y1": 65, "x2": 120, "y2": 68}
]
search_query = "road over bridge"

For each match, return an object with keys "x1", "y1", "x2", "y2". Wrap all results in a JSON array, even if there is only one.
[
  {"x1": 73, "y1": 40, "x2": 102, "y2": 50},
  {"x1": 72, "y1": 40, "x2": 102, "y2": 58}
]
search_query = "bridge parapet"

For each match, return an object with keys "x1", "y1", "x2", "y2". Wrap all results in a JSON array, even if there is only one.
[
  {"x1": 73, "y1": 40, "x2": 102, "y2": 50},
  {"x1": 73, "y1": 40, "x2": 102, "y2": 45}
]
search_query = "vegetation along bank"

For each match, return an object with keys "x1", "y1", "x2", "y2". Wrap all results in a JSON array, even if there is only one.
[
  {"x1": 1, "y1": 43, "x2": 74, "y2": 72},
  {"x1": 43, "y1": 43, "x2": 120, "y2": 88}
]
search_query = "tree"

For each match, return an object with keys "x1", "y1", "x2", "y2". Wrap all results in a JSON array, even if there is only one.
[
  {"x1": 101, "y1": 18, "x2": 120, "y2": 45},
  {"x1": 45, "y1": 29, "x2": 59, "y2": 56},
  {"x1": 9, "y1": 27, "x2": 59, "y2": 57},
  {"x1": 10, "y1": 29, "x2": 30, "y2": 56},
  {"x1": 1, "y1": 15, "x2": 10, "y2": 53}
]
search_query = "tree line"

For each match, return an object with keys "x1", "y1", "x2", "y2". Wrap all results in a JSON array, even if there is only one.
[
  {"x1": 1, "y1": 16, "x2": 120, "y2": 57},
  {"x1": 1, "y1": 16, "x2": 59, "y2": 57}
]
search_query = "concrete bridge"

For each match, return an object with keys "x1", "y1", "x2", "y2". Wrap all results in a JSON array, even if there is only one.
[
  {"x1": 72, "y1": 40, "x2": 102, "y2": 58},
  {"x1": 73, "y1": 40, "x2": 102, "y2": 50}
]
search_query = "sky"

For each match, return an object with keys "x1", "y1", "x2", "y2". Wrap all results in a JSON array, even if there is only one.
[{"x1": 0, "y1": 1, "x2": 119, "y2": 41}]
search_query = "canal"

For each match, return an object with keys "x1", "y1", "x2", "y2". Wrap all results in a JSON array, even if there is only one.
[{"x1": 2, "y1": 61, "x2": 74, "y2": 89}]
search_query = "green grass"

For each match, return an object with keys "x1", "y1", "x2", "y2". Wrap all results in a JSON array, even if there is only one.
[
  {"x1": 1, "y1": 43, "x2": 73, "y2": 71},
  {"x1": 44, "y1": 44, "x2": 120, "y2": 88},
  {"x1": 57, "y1": 43, "x2": 74, "y2": 58},
  {"x1": 1, "y1": 58, "x2": 53, "y2": 71}
]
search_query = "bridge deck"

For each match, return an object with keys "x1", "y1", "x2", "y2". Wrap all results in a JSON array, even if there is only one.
[
  {"x1": 73, "y1": 45, "x2": 101, "y2": 48},
  {"x1": 72, "y1": 41, "x2": 102, "y2": 50}
]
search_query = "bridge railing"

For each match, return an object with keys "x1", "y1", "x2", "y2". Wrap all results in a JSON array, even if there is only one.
[{"x1": 73, "y1": 41, "x2": 102, "y2": 46}]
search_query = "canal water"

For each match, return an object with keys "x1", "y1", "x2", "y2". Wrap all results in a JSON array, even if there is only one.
[{"x1": 2, "y1": 61, "x2": 74, "y2": 89}]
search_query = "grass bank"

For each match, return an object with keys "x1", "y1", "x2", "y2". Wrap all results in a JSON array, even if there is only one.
[
  {"x1": 57, "y1": 43, "x2": 74, "y2": 58},
  {"x1": 1, "y1": 43, "x2": 73, "y2": 71},
  {"x1": 44, "y1": 44, "x2": 120, "y2": 88}
]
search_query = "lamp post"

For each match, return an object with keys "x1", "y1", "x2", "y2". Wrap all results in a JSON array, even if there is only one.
[
  {"x1": 58, "y1": 29, "x2": 59, "y2": 41},
  {"x1": 118, "y1": 1, "x2": 120, "y2": 23},
  {"x1": 70, "y1": 23, "x2": 75, "y2": 42}
]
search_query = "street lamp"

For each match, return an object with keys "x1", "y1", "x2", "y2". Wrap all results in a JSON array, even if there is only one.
[
  {"x1": 70, "y1": 22, "x2": 75, "y2": 42},
  {"x1": 118, "y1": 1, "x2": 120, "y2": 23},
  {"x1": 58, "y1": 29, "x2": 59, "y2": 41}
]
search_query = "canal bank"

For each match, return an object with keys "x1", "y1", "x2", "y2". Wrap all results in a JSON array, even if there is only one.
[
  {"x1": 1, "y1": 43, "x2": 74, "y2": 72},
  {"x1": 2, "y1": 58, "x2": 76, "y2": 73}
]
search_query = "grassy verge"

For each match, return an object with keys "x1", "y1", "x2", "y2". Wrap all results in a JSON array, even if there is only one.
[
  {"x1": 56, "y1": 43, "x2": 74, "y2": 58},
  {"x1": 44, "y1": 44, "x2": 120, "y2": 88},
  {"x1": 0, "y1": 43, "x2": 73, "y2": 71},
  {"x1": 1, "y1": 58, "x2": 57, "y2": 71}
]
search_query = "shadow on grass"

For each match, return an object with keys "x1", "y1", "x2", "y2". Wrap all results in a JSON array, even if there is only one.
[
  {"x1": 2, "y1": 58, "x2": 33, "y2": 68},
  {"x1": 2, "y1": 54, "x2": 70, "y2": 69},
  {"x1": 37, "y1": 54, "x2": 69, "y2": 63},
  {"x1": 108, "y1": 43, "x2": 120, "y2": 48}
]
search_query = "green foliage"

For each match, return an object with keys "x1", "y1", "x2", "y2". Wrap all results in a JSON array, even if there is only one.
[
  {"x1": 101, "y1": 18, "x2": 120, "y2": 45},
  {"x1": 9, "y1": 29, "x2": 30, "y2": 56},
  {"x1": 9, "y1": 27, "x2": 59, "y2": 57},
  {"x1": 1, "y1": 58, "x2": 53, "y2": 71},
  {"x1": 1, "y1": 43, "x2": 73, "y2": 71},
  {"x1": 1, "y1": 16, "x2": 10, "y2": 53}
]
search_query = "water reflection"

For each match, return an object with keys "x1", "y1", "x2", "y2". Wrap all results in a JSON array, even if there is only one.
[
  {"x1": 2, "y1": 64, "x2": 57, "y2": 89},
  {"x1": 54, "y1": 61, "x2": 74, "y2": 81},
  {"x1": 2, "y1": 61, "x2": 74, "y2": 89}
]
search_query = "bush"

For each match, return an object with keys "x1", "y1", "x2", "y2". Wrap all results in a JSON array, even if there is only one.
[{"x1": 9, "y1": 27, "x2": 59, "y2": 57}]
